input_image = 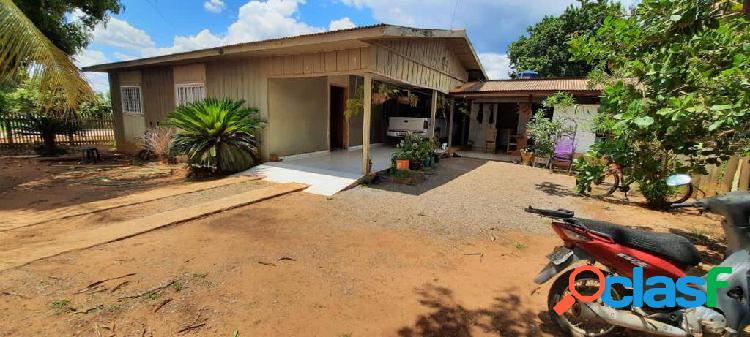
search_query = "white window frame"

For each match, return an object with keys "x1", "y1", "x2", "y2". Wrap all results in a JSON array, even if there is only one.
[
  {"x1": 120, "y1": 86, "x2": 143, "y2": 115},
  {"x1": 175, "y1": 83, "x2": 206, "y2": 106}
]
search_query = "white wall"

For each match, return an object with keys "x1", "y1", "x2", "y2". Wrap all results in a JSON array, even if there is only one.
[{"x1": 552, "y1": 104, "x2": 599, "y2": 154}]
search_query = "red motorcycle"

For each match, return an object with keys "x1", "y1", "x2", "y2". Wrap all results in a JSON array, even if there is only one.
[{"x1": 527, "y1": 191, "x2": 750, "y2": 337}]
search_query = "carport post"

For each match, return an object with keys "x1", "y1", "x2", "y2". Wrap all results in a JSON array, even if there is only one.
[
  {"x1": 362, "y1": 73, "x2": 372, "y2": 175},
  {"x1": 448, "y1": 98, "x2": 454, "y2": 147},
  {"x1": 430, "y1": 90, "x2": 438, "y2": 138}
]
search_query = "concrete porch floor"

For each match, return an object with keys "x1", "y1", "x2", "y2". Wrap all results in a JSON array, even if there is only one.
[{"x1": 239, "y1": 146, "x2": 394, "y2": 196}]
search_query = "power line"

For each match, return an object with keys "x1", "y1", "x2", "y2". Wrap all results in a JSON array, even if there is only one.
[{"x1": 450, "y1": 0, "x2": 460, "y2": 29}]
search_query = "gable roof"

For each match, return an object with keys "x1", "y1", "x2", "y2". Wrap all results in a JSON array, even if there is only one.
[
  {"x1": 82, "y1": 24, "x2": 485, "y2": 77},
  {"x1": 451, "y1": 78, "x2": 602, "y2": 97}
]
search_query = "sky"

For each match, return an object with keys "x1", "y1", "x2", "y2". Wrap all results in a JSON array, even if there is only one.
[{"x1": 73, "y1": 0, "x2": 637, "y2": 92}]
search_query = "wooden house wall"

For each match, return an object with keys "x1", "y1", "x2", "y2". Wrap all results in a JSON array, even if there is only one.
[{"x1": 370, "y1": 39, "x2": 467, "y2": 93}]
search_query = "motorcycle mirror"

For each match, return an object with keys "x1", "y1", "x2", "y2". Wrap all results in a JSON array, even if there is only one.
[{"x1": 666, "y1": 174, "x2": 692, "y2": 187}]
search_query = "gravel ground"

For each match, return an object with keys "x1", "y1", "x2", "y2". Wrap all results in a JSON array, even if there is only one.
[{"x1": 328, "y1": 157, "x2": 580, "y2": 238}]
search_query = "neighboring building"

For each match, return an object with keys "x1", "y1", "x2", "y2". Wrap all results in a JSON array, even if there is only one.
[
  {"x1": 450, "y1": 78, "x2": 602, "y2": 155},
  {"x1": 83, "y1": 24, "x2": 486, "y2": 174}
]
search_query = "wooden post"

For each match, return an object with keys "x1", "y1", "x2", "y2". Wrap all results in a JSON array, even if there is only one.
[
  {"x1": 745, "y1": 0, "x2": 750, "y2": 18},
  {"x1": 448, "y1": 98, "x2": 454, "y2": 148},
  {"x1": 362, "y1": 73, "x2": 372, "y2": 175},
  {"x1": 430, "y1": 91, "x2": 438, "y2": 138},
  {"x1": 722, "y1": 156, "x2": 740, "y2": 193},
  {"x1": 739, "y1": 157, "x2": 750, "y2": 191}
]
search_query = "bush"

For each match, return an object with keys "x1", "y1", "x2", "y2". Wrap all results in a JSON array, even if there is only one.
[
  {"x1": 142, "y1": 126, "x2": 177, "y2": 162},
  {"x1": 392, "y1": 132, "x2": 435, "y2": 168},
  {"x1": 18, "y1": 114, "x2": 80, "y2": 156},
  {"x1": 167, "y1": 98, "x2": 264, "y2": 176}
]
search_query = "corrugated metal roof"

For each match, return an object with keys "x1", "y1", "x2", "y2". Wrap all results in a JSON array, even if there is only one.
[
  {"x1": 82, "y1": 24, "x2": 485, "y2": 77},
  {"x1": 451, "y1": 78, "x2": 602, "y2": 94}
]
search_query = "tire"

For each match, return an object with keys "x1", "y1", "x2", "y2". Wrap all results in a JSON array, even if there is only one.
[
  {"x1": 667, "y1": 183, "x2": 693, "y2": 205},
  {"x1": 548, "y1": 269, "x2": 625, "y2": 337},
  {"x1": 587, "y1": 170, "x2": 620, "y2": 198}
]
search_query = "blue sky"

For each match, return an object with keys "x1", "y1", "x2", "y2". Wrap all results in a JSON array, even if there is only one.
[{"x1": 75, "y1": 0, "x2": 637, "y2": 91}]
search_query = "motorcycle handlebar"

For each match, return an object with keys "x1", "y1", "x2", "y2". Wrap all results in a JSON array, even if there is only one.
[{"x1": 525, "y1": 206, "x2": 575, "y2": 219}]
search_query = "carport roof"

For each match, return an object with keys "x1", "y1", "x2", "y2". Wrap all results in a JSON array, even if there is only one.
[
  {"x1": 82, "y1": 24, "x2": 485, "y2": 78},
  {"x1": 451, "y1": 78, "x2": 603, "y2": 97}
]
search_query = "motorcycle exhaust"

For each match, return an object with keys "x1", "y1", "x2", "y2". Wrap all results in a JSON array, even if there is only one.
[{"x1": 583, "y1": 303, "x2": 689, "y2": 337}]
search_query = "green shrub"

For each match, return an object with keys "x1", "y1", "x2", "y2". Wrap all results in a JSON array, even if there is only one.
[
  {"x1": 391, "y1": 132, "x2": 435, "y2": 167},
  {"x1": 168, "y1": 98, "x2": 264, "y2": 176}
]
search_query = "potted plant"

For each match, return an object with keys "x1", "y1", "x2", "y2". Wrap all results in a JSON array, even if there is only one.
[
  {"x1": 520, "y1": 147, "x2": 535, "y2": 166},
  {"x1": 372, "y1": 83, "x2": 397, "y2": 105},
  {"x1": 526, "y1": 111, "x2": 565, "y2": 167},
  {"x1": 408, "y1": 93, "x2": 419, "y2": 107}
]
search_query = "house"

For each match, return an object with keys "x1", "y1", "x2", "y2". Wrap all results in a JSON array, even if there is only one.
[
  {"x1": 450, "y1": 78, "x2": 602, "y2": 156},
  {"x1": 83, "y1": 24, "x2": 486, "y2": 175}
]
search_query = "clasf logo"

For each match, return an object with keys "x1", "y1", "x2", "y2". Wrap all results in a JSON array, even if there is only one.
[{"x1": 553, "y1": 265, "x2": 733, "y2": 315}]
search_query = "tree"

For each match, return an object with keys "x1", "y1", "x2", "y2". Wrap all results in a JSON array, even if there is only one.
[
  {"x1": 0, "y1": 0, "x2": 108, "y2": 111},
  {"x1": 507, "y1": 0, "x2": 623, "y2": 78},
  {"x1": 570, "y1": 0, "x2": 750, "y2": 208},
  {"x1": 13, "y1": 0, "x2": 122, "y2": 55}
]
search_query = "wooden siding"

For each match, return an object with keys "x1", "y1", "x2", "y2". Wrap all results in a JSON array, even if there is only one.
[
  {"x1": 118, "y1": 70, "x2": 141, "y2": 86},
  {"x1": 264, "y1": 48, "x2": 369, "y2": 77},
  {"x1": 371, "y1": 39, "x2": 467, "y2": 93},
  {"x1": 142, "y1": 67, "x2": 175, "y2": 127},
  {"x1": 205, "y1": 58, "x2": 269, "y2": 158},
  {"x1": 173, "y1": 64, "x2": 206, "y2": 84},
  {"x1": 108, "y1": 72, "x2": 127, "y2": 150}
]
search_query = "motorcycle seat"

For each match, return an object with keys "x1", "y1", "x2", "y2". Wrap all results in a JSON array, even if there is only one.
[{"x1": 574, "y1": 218, "x2": 701, "y2": 267}]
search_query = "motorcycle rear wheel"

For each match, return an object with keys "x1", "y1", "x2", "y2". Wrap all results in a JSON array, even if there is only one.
[
  {"x1": 586, "y1": 170, "x2": 620, "y2": 198},
  {"x1": 548, "y1": 269, "x2": 625, "y2": 337}
]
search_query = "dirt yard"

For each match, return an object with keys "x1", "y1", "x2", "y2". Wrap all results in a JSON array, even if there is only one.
[
  {"x1": 0, "y1": 157, "x2": 723, "y2": 337},
  {"x1": 0, "y1": 156, "x2": 187, "y2": 211}
]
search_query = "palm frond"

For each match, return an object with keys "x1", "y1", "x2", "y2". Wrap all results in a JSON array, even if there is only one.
[{"x1": 0, "y1": 0, "x2": 94, "y2": 111}]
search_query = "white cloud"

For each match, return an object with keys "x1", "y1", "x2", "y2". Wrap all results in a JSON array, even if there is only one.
[
  {"x1": 74, "y1": 49, "x2": 112, "y2": 92},
  {"x1": 74, "y1": 49, "x2": 110, "y2": 67},
  {"x1": 204, "y1": 0, "x2": 226, "y2": 13},
  {"x1": 479, "y1": 53, "x2": 511, "y2": 80},
  {"x1": 338, "y1": 0, "x2": 580, "y2": 52},
  {"x1": 143, "y1": 29, "x2": 224, "y2": 57},
  {"x1": 225, "y1": 0, "x2": 323, "y2": 44},
  {"x1": 113, "y1": 52, "x2": 137, "y2": 61},
  {"x1": 329, "y1": 17, "x2": 356, "y2": 31},
  {"x1": 90, "y1": 17, "x2": 155, "y2": 51}
]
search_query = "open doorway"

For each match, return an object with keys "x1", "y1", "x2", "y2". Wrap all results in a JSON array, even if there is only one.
[{"x1": 329, "y1": 86, "x2": 346, "y2": 150}]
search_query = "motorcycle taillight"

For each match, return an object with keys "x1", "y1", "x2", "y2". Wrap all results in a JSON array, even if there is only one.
[{"x1": 560, "y1": 228, "x2": 590, "y2": 242}]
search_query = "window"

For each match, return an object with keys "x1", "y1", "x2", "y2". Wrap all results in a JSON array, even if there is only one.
[
  {"x1": 121, "y1": 86, "x2": 142, "y2": 114},
  {"x1": 176, "y1": 84, "x2": 205, "y2": 106}
]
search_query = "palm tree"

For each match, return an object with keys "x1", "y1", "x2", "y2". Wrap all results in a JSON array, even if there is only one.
[
  {"x1": 0, "y1": 0, "x2": 94, "y2": 112},
  {"x1": 168, "y1": 98, "x2": 264, "y2": 176}
]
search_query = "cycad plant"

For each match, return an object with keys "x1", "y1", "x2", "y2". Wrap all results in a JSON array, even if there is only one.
[{"x1": 167, "y1": 98, "x2": 264, "y2": 176}]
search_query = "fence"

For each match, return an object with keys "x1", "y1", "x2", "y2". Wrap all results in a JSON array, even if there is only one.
[
  {"x1": 693, "y1": 156, "x2": 750, "y2": 197},
  {"x1": 0, "y1": 113, "x2": 115, "y2": 152}
]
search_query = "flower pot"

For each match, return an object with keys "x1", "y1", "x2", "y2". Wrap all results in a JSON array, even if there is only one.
[
  {"x1": 535, "y1": 156, "x2": 550, "y2": 167},
  {"x1": 395, "y1": 159, "x2": 410, "y2": 171},
  {"x1": 372, "y1": 93, "x2": 388, "y2": 105},
  {"x1": 521, "y1": 152, "x2": 534, "y2": 166}
]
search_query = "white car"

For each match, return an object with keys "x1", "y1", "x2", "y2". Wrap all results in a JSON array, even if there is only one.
[{"x1": 386, "y1": 117, "x2": 429, "y2": 138}]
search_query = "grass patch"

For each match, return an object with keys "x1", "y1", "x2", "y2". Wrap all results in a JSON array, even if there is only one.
[
  {"x1": 514, "y1": 242, "x2": 527, "y2": 250},
  {"x1": 49, "y1": 299, "x2": 73, "y2": 313}
]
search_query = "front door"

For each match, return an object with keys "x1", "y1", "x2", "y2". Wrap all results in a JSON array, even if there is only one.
[{"x1": 329, "y1": 86, "x2": 346, "y2": 149}]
